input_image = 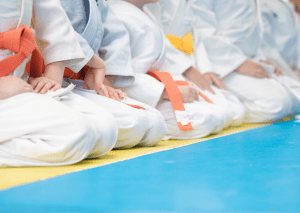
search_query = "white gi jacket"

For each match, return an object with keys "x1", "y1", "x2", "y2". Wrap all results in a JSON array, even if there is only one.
[
  {"x1": 0, "y1": 0, "x2": 120, "y2": 167},
  {"x1": 189, "y1": 0, "x2": 264, "y2": 78},
  {"x1": 261, "y1": 0, "x2": 300, "y2": 71},
  {"x1": 60, "y1": 0, "x2": 98, "y2": 73},
  {"x1": 108, "y1": 0, "x2": 166, "y2": 107},
  {"x1": 144, "y1": 0, "x2": 214, "y2": 75},
  {"x1": 61, "y1": 0, "x2": 135, "y2": 87},
  {"x1": 0, "y1": 0, "x2": 85, "y2": 78},
  {"x1": 145, "y1": 0, "x2": 246, "y2": 128},
  {"x1": 108, "y1": 0, "x2": 234, "y2": 138}
]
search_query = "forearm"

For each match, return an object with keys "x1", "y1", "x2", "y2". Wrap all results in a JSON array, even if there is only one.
[
  {"x1": 44, "y1": 61, "x2": 65, "y2": 84},
  {"x1": 183, "y1": 66, "x2": 202, "y2": 85},
  {"x1": 86, "y1": 54, "x2": 106, "y2": 70}
]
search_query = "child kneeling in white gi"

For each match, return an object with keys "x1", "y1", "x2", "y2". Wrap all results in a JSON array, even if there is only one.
[
  {"x1": 144, "y1": 0, "x2": 245, "y2": 129},
  {"x1": 60, "y1": 0, "x2": 168, "y2": 148},
  {"x1": 107, "y1": 0, "x2": 227, "y2": 140},
  {"x1": 189, "y1": 0, "x2": 300, "y2": 122},
  {"x1": 0, "y1": 0, "x2": 118, "y2": 167}
]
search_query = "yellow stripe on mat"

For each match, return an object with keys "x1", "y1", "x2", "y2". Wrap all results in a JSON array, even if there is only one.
[{"x1": 0, "y1": 123, "x2": 269, "y2": 191}]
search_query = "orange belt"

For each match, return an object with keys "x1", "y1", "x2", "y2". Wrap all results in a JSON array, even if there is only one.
[
  {"x1": 148, "y1": 71, "x2": 193, "y2": 131},
  {"x1": 109, "y1": 95, "x2": 145, "y2": 110},
  {"x1": 0, "y1": 26, "x2": 44, "y2": 78},
  {"x1": 64, "y1": 67, "x2": 85, "y2": 80}
]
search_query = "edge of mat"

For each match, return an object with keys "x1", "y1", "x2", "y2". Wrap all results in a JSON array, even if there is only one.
[{"x1": 0, "y1": 123, "x2": 270, "y2": 191}]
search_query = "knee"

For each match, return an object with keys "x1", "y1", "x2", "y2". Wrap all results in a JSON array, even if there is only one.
[
  {"x1": 114, "y1": 110, "x2": 149, "y2": 149},
  {"x1": 87, "y1": 111, "x2": 118, "y2": 158},
  {"x1": 246, "y1": 90, "x2": 292, "y2": 122},
  {"x1": 50, "y1": 113, "x2": 98, "y2": 164},
  {"x1": 139, "y1": 108, "x2": 167, "y2": 147},
  {"x1": 265, "y1": 93, "x2": 292, "y2": 120},
  {"x1": 228, "y1": 101, "x2": 246, "y2": 127},
  {"x1": 204, "y1": 105, "x2": 227, "y2": 134}
]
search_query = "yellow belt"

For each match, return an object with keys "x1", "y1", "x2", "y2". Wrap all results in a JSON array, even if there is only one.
[{"x1": 166, "y1": 33, "x2": 194, "y2": 55}]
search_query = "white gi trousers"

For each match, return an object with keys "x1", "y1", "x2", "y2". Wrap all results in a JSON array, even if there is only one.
[
  {"x1": 173, "y1": 74, "x2": 246, "y2": 129},
  {"x1": 68, "y1": 79, "x2": 167, "y2": 149},
  {"x1": 0, "y1": 92, "x2": 118, "y2": 167},
  {"x1": 223, "y1": 72, "x2": 293, "y2": 123},
  {"x1": 121, "y1": 74, "x2": 227, "y2": 140}
]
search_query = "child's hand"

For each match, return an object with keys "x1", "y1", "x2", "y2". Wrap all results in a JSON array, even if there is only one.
[
  {"x1": 274, "y1": 67, "x2": 284, "y2": 77},
  {"x1": 178, "y1": 85, "x2": 199, "y2": 103},
  {"x1": 260, "y1": 60, "x2": 284, "y2": 77},
  {"x1": 83, "y1": 67, "x2": 109, "y2": 97},
  {"x1": 29, "y1": 77, "x2": 61, "y2": 94},
  {"x1": 29, "y1": 61, "x2": 65, "y2": 94},
  {"x1": 106, "y1": 85, "x2": 127, "y2": 101},
  {"x1": 161, "y1": 84, "x2": 199, "y2": 103},
  {"x1": 183, "y1": 67, "x2": 215, "y2": 94},
  {"x1": 83, "y1": 54, "x2": 109, "y2": 97},
  {"x1": 236, "y1": 60, "x2": 270, "y2": 78},
  {"x1": 203, "y1": 72, "x2": 227, "y2": 90},
  {"x1": 0, "y1": 76, "x2": 33, "y2": 100}
]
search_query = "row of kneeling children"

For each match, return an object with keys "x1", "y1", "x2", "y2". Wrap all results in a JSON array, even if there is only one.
[{"x1": 1, "y1": 0, "x2": 300, "y2": 167}]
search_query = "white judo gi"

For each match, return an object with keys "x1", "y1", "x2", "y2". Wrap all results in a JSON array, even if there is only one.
[
  {"x1": 0, "y1": 0, "x2": 118, "y2": 167},
  {"x1": 189, "y1": 0, "x2": 300, "y2": 122},
  {"x1": 260, "y1": 0, "x2": 300, "y2": 77},
  {"x1": 107, "y1": 0, "x2": 227, "y2": 139},
  {"x1": 60, "y1": 0, "x2": 167, "y2": 148},
  {"x1": 144, "y1": 0, "x2": 245, "y2": 128}
]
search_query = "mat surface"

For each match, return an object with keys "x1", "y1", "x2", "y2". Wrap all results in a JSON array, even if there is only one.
[
  {"x1": 0, "y1": 123, "x2": 266, "y2": 191},
  {"x1": 1, "y1": 121, "x2": 300, "y2": 212}
]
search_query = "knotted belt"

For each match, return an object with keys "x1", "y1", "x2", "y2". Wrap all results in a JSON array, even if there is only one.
[
  {"x1": 148, "y1": 71, "x2": 213, "y2": 131},
  {"x1": 0, "y1": 26, "x2": 44, "y2": 78},
  {"x1": 148, "y1": 71, "x2": 193, "y2": 131}
]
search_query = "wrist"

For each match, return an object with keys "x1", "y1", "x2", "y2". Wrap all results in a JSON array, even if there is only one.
[
  {"x1": 87, "y1": 54, "x2": 106, "y2": 70},
  {"x1": 182, "y1": 66, "x2": 194, "y2": 78},
  {"x1": 45, "y1": 61, "x2": 65, "y2": 84}
]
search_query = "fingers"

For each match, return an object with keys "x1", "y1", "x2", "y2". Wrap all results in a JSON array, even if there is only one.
[
  {"x1": 256, "y1": 71, "x2": 270, "y2": 78},
  {"x1": 28, "y1": 77, "x2": 39, "y2": 90},
  {"x1": 275, "y1": 67, "x2": 284, "y2": 77},
  {"x1": 202, "y1": 73, "x2": 216, "y2": 93},
  {"x1": 33, "y1": 80, "x2": 47, "y2": 93},
  {"x1": 40, "y1": 82, "x2": 55, "y2": 94},
  {"x1": 205, "y1": 82, "x2": 215, "y2": 94},
  {"x1": 51, "y1": 84, "x2": 61, "y2": 92},
  {"x1": 251, "y1": 67, "x2": 270, "y2": 79},
  {"x1": 108, "y1": 87, "x2": 120, "y2": 101},
  {"x1": 190, "y1": 85, "x2": 199, "y2": 102},
  {"x1": 92, "y1": 68, "x2": 110, "y2": 97},
  {"x1": 193, "y1": 77, "x2": 213, "y2": 93},
  {"x1": 200, "y1": 76, "x2": 213, "y2": 92},
  {"x1": 236, "y1": 61, "x2": 270, "y2": 79},
  {"x1": 211, "y1": 75, "x2": 227, "y2": 90},
  {"x1": 260, "y1": 60, "x2": 273, "y2": 66},
  {"x1": 115, "y1": 89, "x2": 126, "y2": 99},
  {"x1": 194, "y1": 90, "x2": 199, "y2": 102},
  {"x1": 29, "y1": 77, "x2": 61, "y2": 94},
  {"x1": 95, "y1": 84, "x2": 109, "y2": 97}
]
